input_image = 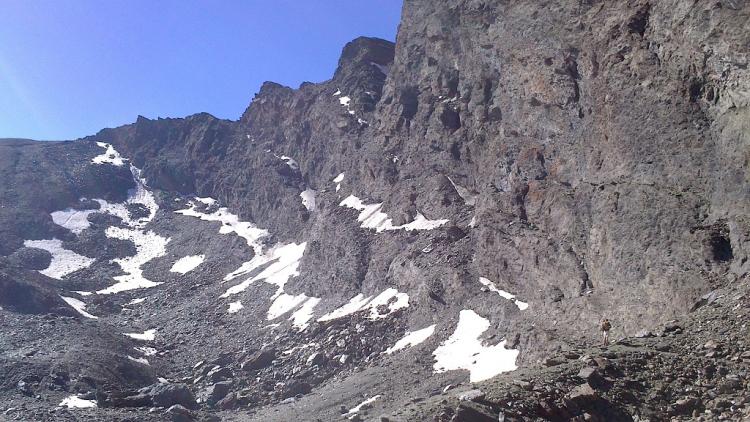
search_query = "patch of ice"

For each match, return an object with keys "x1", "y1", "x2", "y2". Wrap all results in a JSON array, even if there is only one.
[
  {"x1": 347, "y1": 395, "x2": 381, "y2": 417},
  {"x1": 92, "y1": 142, "x2": 125, "y2": 166},
  {"x1": 60, "y1": 296, "x2": 98, "y2": 319},
  {"x1": 170, "y1": 255, "x2": 205, "y2": 274},
  {"x1": 339, "y1": 195, "x2": 449, "y2": 233},
  {"x1": 289, "y1": 296, "x2": 320, "y2": 330},
  {"x1": 221, "y1": 242, "x2": 306, "y2": 298},
  {"x1": 127, "y1": 355, "x2": 150, "y2": 365},
  {"x1": 228, "y1": 301, "x2": 244, "y2": 314},
  {"x1": 51, "y1": 208, "x2": 95, "y2": 234},
  {"x1": 478, "y1": 277, "x2": 528, "y2": 310},
  {"x1": 23, "y1": 239, "x2": 94, "y2": 279},
  {"x1": 433, "y1": 310, "x2": 519, "y2": 382},
  {"x1": 300, "y1": 189, "x2": 316, "y2": 211},
  {"x1": 124, "y1": 329, "x2": 156, "y2": 341},
  {"x1": 59, "y1": 395, "x2": 97, "y2": 409},
  {"x1": 384, "y1": 324, "x2": 436, "y2": 354},
  {"x1": 318, "y1": 288, "x2": 409, "y2": 322},
  {"x1": 96, "y1": 227, "x2": 169, "y2": 294}
]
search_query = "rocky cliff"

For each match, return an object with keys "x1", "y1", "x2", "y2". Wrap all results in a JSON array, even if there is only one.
[{"x1": 1, "y1": 1, "x2": 749, "y2": 421}]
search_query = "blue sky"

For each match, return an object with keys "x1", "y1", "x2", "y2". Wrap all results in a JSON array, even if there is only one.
[{"x1": 0, "y1": 1, "x2": 403, "y2": 140}]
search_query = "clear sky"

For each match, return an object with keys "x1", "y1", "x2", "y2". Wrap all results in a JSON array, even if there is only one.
[{"x1": 0, "y1": 1, "x2": 403, "y2": 140}]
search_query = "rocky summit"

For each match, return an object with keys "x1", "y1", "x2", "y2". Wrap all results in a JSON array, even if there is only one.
[{"x1": 1, "y1": 1, "x2": 749, "y2": 421}]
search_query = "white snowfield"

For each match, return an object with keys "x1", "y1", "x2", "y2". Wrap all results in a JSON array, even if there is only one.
[
  {"x1": 170, "y1": 255, "x2": 205, "y2": 274},
  {"x1": 478, "y1": 277, "x2": 529, "y2": 310},
  {"x1": 318, "y1": 288, "x2": 409, "y2": 322},
  {"x1": 23, "y1": 239, "x2": 95, "y2": 279},
  {"x1": 60, "y1": 296, "x2": 98, "y2": 319},
  {"x1": 300, "y1": 188, "x2": 316, "y2": 211},
  {"x1": 176, "y1": 200, "x2": 269, "y2": 276},
  {"x1": 339, "y1": 195, "x2": 449, "y2": 233},
  {"x1": 124, "y1": 329, "x2": 156, "y2": 341},
  {"x1": 91, "y1": 142, "x2": 125, "y2": 166},
  {"x1": 96, "y1": 227, "x2": 169, "y2": 294},
  {"x1": 221, "y1": 242, "x2": 306, "y2": 299},
  {"x1": 59, "y1": 395, "x2": 97, "y2": 409},
  {"x1": 432, "y1": 309, "x2": 519, "y2": 382},
  {"x1": 384, "y1": 324, "x2": 436, "y2": 354}
]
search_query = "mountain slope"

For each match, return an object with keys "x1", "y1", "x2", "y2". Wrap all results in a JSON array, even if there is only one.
[{"x1": 0, "y1": 1, "x2": 748, "y2": 421}]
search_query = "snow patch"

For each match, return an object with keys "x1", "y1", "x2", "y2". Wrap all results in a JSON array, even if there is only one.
[
  {"x1": 228, "y1": 301, "x2": 244, "y2": 314},
  {"x1": 124, "y1": 329, "x2": 156, "y2": 341},
  {"x1": 23, "y1": 239, "x2": 94, "y2": 279},
  {"x1": 289, "y1": 296, "x2": 320, "y2": 330},
  {"x1": 51, "y1": 208, "x2": 96, "y2": 234},
  {"x1": 60, "y1": 296, "x2": 98, "y2": 319},
  {"x1": 96, "y1": 227, "x2": 169, "y2": 294},
  {"x1": 136, "y1": 346, "x2": 157, "y2": 356},
  {"x1": 170, "y1": 255, "x2": 205, "y2": 274},
  {"x1": 127, "y1": 355, "x2": 150, "y2": 365},
  {"x1": 318, "y1": 288, "x2": 409, "y2": 322},
  {"x1": 478, "y1": 277, "x2": 528, "y2": 310},
  {"x1": 384, "y1": 324, "x2": 436, "y2": 354},
  {"x1": 339, "y1": 195, "x2": 449, "y2": 233},
  {"x1": 92, "y1": 142, "x2": 125, "y2": 166},
  {"x1": 333, "y1": 173, "x2": 345, "y2": 192},
  {"x1": 300, "y1": 189, "x2": 316, "y2": 211},
  {"x1": 338, "y1": 96, "x2": 351, "y2": 107},
  {"x1": 222, "y1": 242, "x2": 306, "y2": 298},
  {"x1": 59, "y1": 395, "x2": 97, "y2": 409},
  {"x1": 127, "y1": 297, "x2": 146, "y2": 305},
  {"x1": 279, "y1": 155, "x2": 299, "y2": 170},
  {"x1": 433, "y1": 310, "x2": 518, "y2": 382},
  {"x1": 346, "y1": 395, "x2": 381, "y2": 418}
]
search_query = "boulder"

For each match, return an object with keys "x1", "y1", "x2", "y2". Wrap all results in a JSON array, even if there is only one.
[
  {"x1": 241, "y1": 349, "x2": 276, "y2": 371},
  {"x1": 148, "y1": 383, "x2": 198, "y2": 409}
]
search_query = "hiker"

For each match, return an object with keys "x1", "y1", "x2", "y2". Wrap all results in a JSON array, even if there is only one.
[{"x1": 600, "y1": 318, "x2": 612, "y2": 345}]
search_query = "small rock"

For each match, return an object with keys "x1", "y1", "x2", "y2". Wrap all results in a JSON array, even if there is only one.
[
  {"x1": 166, "y1": 404, "x2": 194, "y2": 422},
  {"x1": 457, "y1": 389, "x2": 485, "y2": 402}
]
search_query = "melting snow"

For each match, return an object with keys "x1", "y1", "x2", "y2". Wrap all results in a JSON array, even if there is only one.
[
  {"x1": 228, "y1": 301, "x2": 244, "y2": 314},
  {"x1": 339, "y1": 195, "x2": 449, "y2": 233},
  {"x1": 170, "y1": 255, "x2": 205, "y2": 274},
  {"x1": 289, "y1": 296, "x2": 320, "y2": 330},
  {"x1": 300, "y1": 189, "x2": 316, "y2": 211},
  {"x1": 333, "y1": 173, "x2": 345, "y2": 192},
  {"x1": 222, "y1": 242, "x2": 306, "y2": 298},
  {"x1": 176, "y1": 200, "x2": 268, "y2": 270},
  {"x1": 51, "y1": 208, "x2": 96, "y2": 234},
  {"x1": 433, "y1": 310, "x2": 519, "y2": 382},
  {"x1": 124, "y1": 329, "x2": 156, "y2": 341},
  {"x1": 280, "y1": 155, "x2": 299, "y2": 170},
  {"x1": 59, "y1": 395, "x2": 97, "y2": 409},
  {"x1": 23, "y1": 239, "x2": 94, "y2": 279},
  {"x1": 384, "y1": 324, "x2": 436, "y2": 354},
  {"x1": 127, "y1": 356, "x2": 150, "y2": 365},
  {"x1": 318, "y1": 288, "x2": 409, "y2": 322},
  {"x1": 96, "y1": 227, "x2": 169, "y2": 294},
  {"x1": 92, "y1": 142, "x2": 125, "y2": 166},
  {"x1": 347, "y1": 395, "x2": 381, "y2": 418},
  {"x1": 478, "y1": 277, "x2": 528, "y2": 310},
  {"x1": 135, "y1": 346, "x2": 157, "y2": 356},
  {"x1": 60, "y1": 296, "x2": 98, "y2": 319}
]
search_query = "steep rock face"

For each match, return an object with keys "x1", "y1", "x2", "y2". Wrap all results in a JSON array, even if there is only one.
[{"x1": 79, "y1": 1, "x2": 749, "y2": 361}]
